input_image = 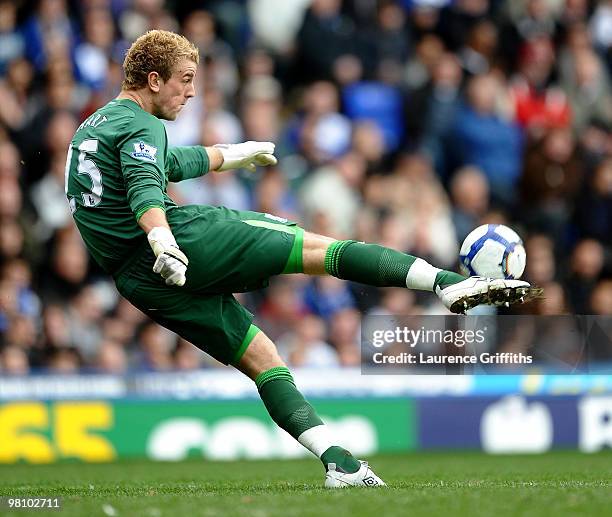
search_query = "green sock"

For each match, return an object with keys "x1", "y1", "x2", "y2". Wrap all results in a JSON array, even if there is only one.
[
  {"x1": 325, "y1": 240, "x2": 466, "y2": 291},
  {"x1": 256, "y1": 367, "x2": 362, "y2": 472},
  {"x1": 256, "y1": 367, "x2": 323, "y2": 437},
  {"x1": 434, "y1": 271, "x2": 467, "y2": 290},
  {"x1": 325, "y1": 240, "x2": 416, "y2": 286},
  {"x1": 320, "y1": 446, "x2": 361, "y2": 474}
]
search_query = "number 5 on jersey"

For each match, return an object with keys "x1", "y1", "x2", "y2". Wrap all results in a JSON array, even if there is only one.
[{"x1": 65, "y1": 138, "x2": 103, "y2": 211}]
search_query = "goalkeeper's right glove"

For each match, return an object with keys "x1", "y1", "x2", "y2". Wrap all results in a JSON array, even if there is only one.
[
  {"x1": 214, "y1": 141, "x2": 277, "y2": 172},
  {"x1": 147, "y1": 227, "x2": 189, "y2": 287}
]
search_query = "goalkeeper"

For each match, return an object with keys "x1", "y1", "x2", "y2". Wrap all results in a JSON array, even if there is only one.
[{"x1": 65, "y1": 30, "x2": 532, "y2": 488}]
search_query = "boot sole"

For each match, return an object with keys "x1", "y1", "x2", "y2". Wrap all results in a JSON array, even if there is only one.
[{"x1": 449, "y1": 286, "x2": 544, "y2": 314}]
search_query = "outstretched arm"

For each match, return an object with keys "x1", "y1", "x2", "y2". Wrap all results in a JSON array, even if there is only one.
[
  {"x1": 167, "y1": 141, "x2": 277, "y2": 182},
  {"x1": 212, "y1": 141, "x2": 276, "y2": 172},
  {"x1": 165, "y1": 146, "x2": 217, "y2": 182}
]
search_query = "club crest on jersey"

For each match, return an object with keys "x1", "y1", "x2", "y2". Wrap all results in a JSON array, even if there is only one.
[{"x1": 131, "y1": 141, "x2": 157, "y2": 162}]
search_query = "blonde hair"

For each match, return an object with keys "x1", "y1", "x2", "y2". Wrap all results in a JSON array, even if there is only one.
[{"x1": 122, "y1": 30, "x2": 199, "y2": 90}]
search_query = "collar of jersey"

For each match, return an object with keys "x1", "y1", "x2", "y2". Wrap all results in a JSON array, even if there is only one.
[{"x1": 115, "y1": 98, "x2": 144, "y2": 112}]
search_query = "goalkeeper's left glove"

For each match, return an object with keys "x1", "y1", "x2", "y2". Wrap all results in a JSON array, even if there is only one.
[
  {"x1": 147, "y1": 227, "x2": 189, "y2": 287},
  {"x1": 214, "y1": 141, "x2": 277, "y2": 172}
]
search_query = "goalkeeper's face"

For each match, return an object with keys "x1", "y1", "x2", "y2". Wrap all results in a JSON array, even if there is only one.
[{"x1": 152, "y1": 59, "x2": 197, "y2": 121}]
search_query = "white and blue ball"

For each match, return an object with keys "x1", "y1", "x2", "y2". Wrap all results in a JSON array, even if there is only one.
[{"x1": 459, "y1": 224, "x2": 526, "y2": 279}]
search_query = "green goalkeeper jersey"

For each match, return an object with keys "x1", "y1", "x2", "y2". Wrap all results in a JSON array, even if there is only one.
[{"x1": 65, "y1": 98, "x2": 209, "y2": 275}]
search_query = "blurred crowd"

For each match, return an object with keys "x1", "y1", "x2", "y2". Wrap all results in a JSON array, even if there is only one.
[{"x1": 0, "y1": 0, "x2": 611, "y2": 374}]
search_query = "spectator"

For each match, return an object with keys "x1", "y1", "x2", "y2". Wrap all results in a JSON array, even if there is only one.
[
  {"x1": 0, "y1": 344, "x2": 30, "y2": 374},
  {"x1": 531, "y1": 281, "x2": 571, "y2": 315},
  {"x1": 283, "y1": 80, "x2": 345, "y2": 161},
  {"x1": 589, "y1": 1, "x2": 612, "y2": 61},
  {"x1": 73, "y1": 7, "x2": 116, "y2": 91},
  {"x1": 101, "y1": 317, "x2": 135, "y2": 347},
  {"x1": 4, "y1": 314, "x2": 37, "y2": 350},
  {"x1": 509, "y1": 37, "x2": 572, "y2": 135},
  {"x1": 578, "y1": 118, "x2": 612, "y2": 170},
  {"x1": 30, "y1": 150, "x2": 73, "y2": 239},
  {"x1": 457, "y1": 19, "x2": 498, "y2": 76},
  {"x1": 0, "y1": 219, "x2": 25, "y2": 260},
  {"x1": 450, "y1": 73, "x2": 523, "y2": 206},
  {"x1": 66, "y1": 287, "x2": 104, "y2": 361},
  {"x1": 0, "y1": 141, "x2": 21, "y2": 182},
  {"x1": 248, "y1": 0, "x2": 310, "y2": 53},
  {"x1": 367, "y1": 287, "x2": 421, "y2": 316},
  {"x1": 277, "y1": 314, "x2": 339, "y2": 367},
  {"x1": 45, "y1": 346, "x2": 81, "y2": 373},
  {"x1": 342, "y1": 76, "x2": 405, "y2": 153},
  {"x1": 95, "y1": 339, "x2": 128, "y2": 374},
  {"x1": 437, "y1": 0, "x2": 490, "y2": 51},
  {"x1": 254, "y1": 168, "x2": 300, "y2": 221},
  {"x1": 0, "y1": 178, "x2": 22, "y2": 220},
  {"x1": 403, "y1": 33, "x2": 445, "y2": 91},
  {"x1": 21, "y1": 0, "x2": 77, "y2": 72},
  {"x1": 40, "y1": 304, "x2": 70, "y2": 349},
  {"x1": 134, "y1": 321, "x2": 175, "y2": 371},
  {"x1": 366, "y1": 0, "x2": 411, "y2": 68},
  {"x1": 300, "y1": 152, "x2": 366, "y2": 238},
  {"x1": 450, "y1": 165, "x2": 490, "y2": 243},
  {"x1": 561, "y1": 48, "x2": 612, "y2": 134},
  {"x1": 519, "y1": 126, "x2": 583, "y2": 245},
  {"x1": 566, "y1": 239, "x2": 606, "y2": 314},
  {"x1": 574, "y1": 157, "x2": 612, "y2": 246},
  {"x1": 177, "y1": 167, "x2": 250, "y2": 211},
  {"x1": 174, "y1": 338, "x2": 204, "y2": 370},
  {"x1": 329, "y1": 308, "x2": 361, "y2": 366},
  {"x1": 294, "y1": 0, "x2": 357, "y2": 83},
  {"x1": 411, "y1": 52, "x2": 463, "y2": 176},
  {"x1": 380, "y1": 154, "x2": 458, "y2": 268},
  {"x1": 586, "y1": 280, "x2": 612, "y2": 360},
  {"x1": 303, "y1": 276, "x2": 356, "y2": 322},
  {"x1": 0, "y1": 58, "x2": 33, "y2": 131},
  {"x1": 119, "y1": 0, "x2": 176, "y2": 42},
  {"x1": 199, "y1": 85, "x2": 242, "y2": 145},
  {"x1": 241, "y1": 75, "x2": 283, "y2": 143},
  {"x1": 39, "y1": 228, "x2": 90, "y2": 302},
  {"x1": 1, "y1": 258, "x2": 40, "y2": 321},
  {"x1": 500, "y1": 0, "x2": 557, "y2": 66},
  {"x1": 182, "y1": 10, "x2": 238, "y2": 97},
  {"x1": 590, "y1": 279, "x2": 612, "y2": 316},
  {"x1": 524, "y1": 234, "x2": 556, "y2": 286},
  {"x1": 257, "y1": 277, "x2": 310, "y2": 341},
  {"x1": 0, "y1": 0, "x2": 24, "y2": 74}
]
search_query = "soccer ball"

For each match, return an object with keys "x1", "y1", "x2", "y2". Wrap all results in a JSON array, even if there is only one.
[{"x1": 459, "y1": 224, "x2": 526, "y2": 279}]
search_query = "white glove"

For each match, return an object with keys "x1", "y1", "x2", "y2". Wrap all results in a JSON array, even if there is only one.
[
  {"x1": 147, "y1": 227, "x2": 189, "y2": 287},
  {"x1": 214, "y1": 141, "x2": 277, "y2": 172}
]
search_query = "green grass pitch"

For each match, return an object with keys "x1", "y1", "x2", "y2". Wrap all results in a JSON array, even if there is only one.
[{"x1": 1, "y1": 451, "x2": 611, "y2": 517}]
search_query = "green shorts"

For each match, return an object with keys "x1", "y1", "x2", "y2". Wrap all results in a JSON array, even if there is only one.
[{"x1": 114, "y1": 205, "x2": 304, "y2": 365}]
